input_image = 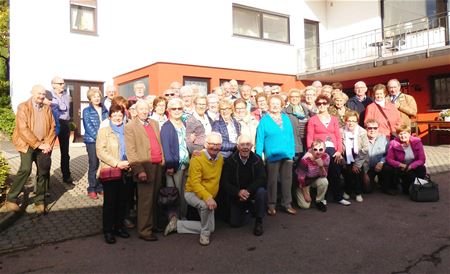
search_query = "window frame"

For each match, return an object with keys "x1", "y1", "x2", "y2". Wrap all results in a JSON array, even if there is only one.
[
  {"x1": 430, "y1": 73, "x2": 450, "y2": 110},
  {"x1": 232, "y1": 4, "x2": 290, "y2": 44},
  {"x1": 183, "y1": 76, "x2": 211, "y2": 95},
  {"x1": 118, "y1": 77, "x2": 149, "y2": 99},
  {"x1": 70, "y1": 0, "x2": 98, "y2": 35}
]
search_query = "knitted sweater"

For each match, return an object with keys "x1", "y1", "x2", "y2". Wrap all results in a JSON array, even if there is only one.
[{"x1": 185, "y1": 151, "x2": 224, "y2": 201}]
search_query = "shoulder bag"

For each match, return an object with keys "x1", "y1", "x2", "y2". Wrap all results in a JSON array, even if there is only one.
[
  {"x1": 158, "y1": 175, "x2": 180, "y2": 207},
  {"x1": 98, "y1": 167, "x2": 123, "y2": 182}
]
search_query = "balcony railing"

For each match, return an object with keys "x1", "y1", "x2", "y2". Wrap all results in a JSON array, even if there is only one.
[{"x1": 298, "y1": 11, "x2": 450, "y2": 73}]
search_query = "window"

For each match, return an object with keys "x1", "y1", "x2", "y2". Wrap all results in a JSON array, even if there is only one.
[
  {"x1": 118, "y1": 77, "x2": 149, "y2": 99},
  {"x1": 70, "y1": 0, "x2": 97, "y2": 34},
  {"x1": 233, "y1": 4, "x2": 289, "y2": 43},
  {"x1": 304, "y1": 20, "x2": 320, "y2": 71},
  {"x1": 220, "y1": 79, "x2": 245, "y2": 86},
  {"x1": 430, "y1": 74, "x2": 450, "y2": 109},
  {"x1": 183, "y1": 77, "x2": 210, "y2": 96}
]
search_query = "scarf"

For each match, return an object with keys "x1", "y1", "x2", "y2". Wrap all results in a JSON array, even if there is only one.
[
  {"x1": 344, "y1": 126, "x2": 359, "y2": 164},
  {"x1": 110, "y1": 121, "x2": 127, "y2": 160},
  {"x1": 375, "y1": 99, "x2": 385, "y2": 108}
]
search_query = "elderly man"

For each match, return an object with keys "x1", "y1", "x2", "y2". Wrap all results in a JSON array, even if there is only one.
[
  {"x1": 239, "y1": 84, "x2": 253, "y2": 112},
  {"x1": 2, "y1": 85, "x2": 56, "y2": 214},
  {"x1": 102, "y1": 85, "x2": 116, "y2": 112},
  {"x1": 128, "y1": 81, "x2": 147, "y2": 104},
  {"x1": 206, "y1": 93, "x2": 220, "y2": 121},
  {"x1": 347, "y1": 81, "x2": 373, "y2": 127},
  {"x1": 387, "y1": 79, "x2": 417, "y2": 128},
  {"x1": 164, "y1": 132, "x2": 224, "y2": 246},
  {"x1": 229, "y1": 79, "x2": 240, "y2": 100},
  {"x1": 312, "y1": 80, "x2": 323, "y2": 95},
  {"x1": 364, "y1": 119, "x2": 394, "y2": 194},
  {"x1": 169, "y1": 81, "x2": 182, "y2": 98},
  {"x1": 125, "y1": 100, "x2": 164, "y2": 241},
  {"x1": 50, "y1": 76, "x2": 73, "y2": 184},
  {"x1": 220, "y1": 134, "x2": 267, "y2": 236},
  {"x1": 222, "y1": 81, "x2": 233, "y2": 100},
  {"x1": 180, "y1": 85, "x2": 194, "y2": 118}
]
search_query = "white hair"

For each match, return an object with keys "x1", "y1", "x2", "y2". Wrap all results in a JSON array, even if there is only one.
[{"x1": 167, "y1": 98, "x2": 183, "y2": 109}]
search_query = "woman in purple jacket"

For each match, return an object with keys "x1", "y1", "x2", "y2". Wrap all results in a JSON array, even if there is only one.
[{"x1": 386, "y1": 124, "x2": 426, "y2": 194}]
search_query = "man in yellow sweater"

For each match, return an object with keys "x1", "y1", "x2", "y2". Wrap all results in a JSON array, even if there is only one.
[{"x1": 164, "y1": 132, "x2": 224, "y2": 246}]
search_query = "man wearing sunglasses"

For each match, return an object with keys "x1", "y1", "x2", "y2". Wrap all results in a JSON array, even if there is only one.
[{"x1": 365, "y1": 119, "x2": 394, "y2": 195}]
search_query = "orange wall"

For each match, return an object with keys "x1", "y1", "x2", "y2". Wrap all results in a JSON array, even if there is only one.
[{"x1": 114, "y1": 62, "x2": 304, "y2": 95}]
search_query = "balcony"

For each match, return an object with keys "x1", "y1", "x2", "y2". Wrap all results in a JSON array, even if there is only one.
[{"x1": 297, "y1": 11, "x2": 450, "y2": 81}]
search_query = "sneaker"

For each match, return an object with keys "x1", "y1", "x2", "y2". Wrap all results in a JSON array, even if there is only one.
[
  {"x1": 356, "y1": 195, "x2": 363, "y2": 202},
  {"x1": 339, "y1": 199, "x2": 351, "y2": 206},
  {"x1": 63, "y1": 177, "x2": 74, "y2": 185},
  {"x1": 164, "y1": 216, "x2": 178, "y2": 236},
  {"x1": 88, "y1": 192, "x2": 98, "y2": 199},
  {"x1": 322, "y1": 199, "x2": 327, "y2": 205},
  {"x1": 199, "y1": 234, "x2": 210, "y2": 246},
  {"x1": 1, "y1": 201, "x2": 20, "y2": 213},
  {"x1": 343, "y1": 192, "x2": 350, "y2": 200},
  {"x1": 315, "y1": 201, "x2": 327, "y2": 212}
]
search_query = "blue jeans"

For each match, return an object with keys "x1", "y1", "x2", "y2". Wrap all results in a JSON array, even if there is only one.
[{"x1": 86, "y1": 143, "x2": 102, "y2": 193}]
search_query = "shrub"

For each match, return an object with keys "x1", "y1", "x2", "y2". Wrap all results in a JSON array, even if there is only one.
[
  {"x1": 0, "y1": 151, "x2": 9, "y2": 191},
  {"x1": 0, "y1": 104, "x2": 14, "y2": 139}
]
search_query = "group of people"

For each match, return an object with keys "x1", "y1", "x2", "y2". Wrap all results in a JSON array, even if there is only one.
[{"x1": 2, "y1": 76, "x2": 427, "y2": 247}]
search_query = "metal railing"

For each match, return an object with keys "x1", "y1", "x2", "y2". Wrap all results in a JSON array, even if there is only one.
[{"x1": 298, "y1": 11, "x2": 450, "y2": 73}]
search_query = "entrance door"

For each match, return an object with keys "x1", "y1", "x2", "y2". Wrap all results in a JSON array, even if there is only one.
[{"x1": 65, "y1": 80, "x2": 104, "y2": 142}]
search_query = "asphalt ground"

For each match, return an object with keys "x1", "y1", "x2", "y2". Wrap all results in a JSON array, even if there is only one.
[{"x1": 0, "y1": 172, "x2": 448, "y2": 274}]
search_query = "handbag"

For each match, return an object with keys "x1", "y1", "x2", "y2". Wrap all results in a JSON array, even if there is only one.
[
  {"x1": 409, "y1": 175, "x2": 439, "y2": 202},
  {"x1": 158, "y1": 176, "x2": 180, "y2": 207},
  {"x1": 98, "y1": 167, "x2": 123, "y2": 182}
]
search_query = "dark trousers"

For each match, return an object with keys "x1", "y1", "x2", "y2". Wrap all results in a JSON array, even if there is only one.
[
  {"x1": 367, "y1": 164, "x2": 395, "y2": 192},
  {"x1": 102, "y1": 179, "x2": 127, "y2": 233},
  {"x1": 229, "y1": 187, "x2": 267, "y2": 227},
  {"x1": 7, "y1": 147, "x2": 51, "y2": 205},
  {"x1": 385, "y1": 164, "x2": 427, "y2": 194},
  {"x1": 124, "y1": 175, "x2": 137, "y2": 218},
  {"x1": 343, "y1": 164, "x2": 363, "y2": 195},
  {"x1": 86, "y1": 143, "x2": 102, "y2": 193},
  {"x1": 58, "y1": 120, "x2": 71, "y2": 180},
  {"x1": 325, "y1": 147, "x2": 344, "y2": 201}
]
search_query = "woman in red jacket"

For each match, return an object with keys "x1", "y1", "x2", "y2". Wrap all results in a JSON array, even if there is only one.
[
  {"x1": 306, "y1": 95, "x2": 350, "y2": 206},
  {"x1": 364, "y1": 84, "x2": 401, "y2": 139},
  {"x1": 385, "y1": 124, "x2": 426, "y2": 194}
]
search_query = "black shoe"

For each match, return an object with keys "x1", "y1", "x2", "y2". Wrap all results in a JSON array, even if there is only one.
[
  {"x1": 114, "y1": 228, "x2": 130, "y2": 238},
  {"x1": 253, "y1": 222, "x2": 263, "y2": 236},
  {"x1": 316, "y1": 201, "x2": 327, "y2": 212},
  {"x1": 382, "y1": 189, "x2": 397, "y2": 196},
  {"x1": 104, "y1": 233, "x2": 116, "y2": 244},
  {"x1": 63, "y1": 177, "x2": 74, "y2": 185},
  {"x1": 139, "y1": 234, "x2": 158, "y2": 241}
]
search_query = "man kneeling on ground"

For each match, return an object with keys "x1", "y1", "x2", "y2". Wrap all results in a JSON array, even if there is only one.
[
  {"x1": 220, "y1": 134, "x2": 267, "y2": 236},
  {"x1": 164, "y1": 132, "x2": 223, "y2": 246},
  {"x1": 295, "y1": 139, "x2": 329, "y2": 212}
]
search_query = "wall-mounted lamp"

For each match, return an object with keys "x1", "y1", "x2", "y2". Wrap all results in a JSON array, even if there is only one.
[{"x1": 413, "y1": 84, "x2": 422, "y2": 92}]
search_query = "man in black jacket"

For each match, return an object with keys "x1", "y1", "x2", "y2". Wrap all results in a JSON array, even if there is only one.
[{"x1": 220, "y1": 134, "x2": 267, "y2": 236}]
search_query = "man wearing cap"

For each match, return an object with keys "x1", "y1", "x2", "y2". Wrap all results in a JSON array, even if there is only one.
[{"x1": 1, "y1": 85, "x2": 56, "y2": 214}]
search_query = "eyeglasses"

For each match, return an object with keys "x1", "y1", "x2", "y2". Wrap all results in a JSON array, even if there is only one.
[
  {"x1": 165, "y1": 93, "x2": 175, "y2": 97},
  {"x1": 53, "y1": 82, "x2": 65, "y2": 85},
  {"x1": 207, "y1": 142, "x2": 221, "y2": 146},
  {"x1": 346, "y1": 120, "x2": 358, "y2": 123},
  {"x1": 313, "y1": 148, "x2": 324, "y2": 152},
  {"x1": 272, "y1": 91, "x2": 280, "y2": 95},
  {"x1": 220, "y1": 108, "x2": 231, "y2": 111},
  {"x1": 234, "y1": 107, "x2": 245, "y2": 110},
  {"x1": 367, "y1": 127, "x2": 378, "y2": 130},
  {"x1": 316, "y1": 102, "x2": 329, "y2": 106},
  {"x1": 170, "y1": 107, "x2": 183, "y2": 111}
]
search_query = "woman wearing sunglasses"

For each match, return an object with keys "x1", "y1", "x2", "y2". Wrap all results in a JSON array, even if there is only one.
[{"x1": 307, "y1": 95, "x2": 350, "y2": 206}]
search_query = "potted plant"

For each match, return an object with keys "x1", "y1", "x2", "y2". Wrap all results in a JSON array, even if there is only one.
[
  {"x1": 68, "y1": 121, "x2": 77, "y2": 143},
  {"x1": 439, "y1": 109, "x2": 450, "y2": 122}
]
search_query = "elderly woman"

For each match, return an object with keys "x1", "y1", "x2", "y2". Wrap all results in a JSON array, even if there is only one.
[
  {"x1": 233, "y1": 98, "x2": 258, "y2": 146},
  {"x1": 185, "y1": 95, "x2": 213, "y2": 153},
  {"x1": 251, "y1": 93, "x2": 269, "y2": 121},
  {"x1": 150, "y1": 96, "x2": 168, "y2": 129},
  {"x1": 302, "y1": 86, "x2": 318, "y2": 116},
  {"x1": 284, "y1": 88, "x2": 310, "y2": 156},
  {"x1": 307, "y1": 95, "x2": 350, "y2": 206},
  {"x1": 341, "y1": 111, "x2": 369, "y2": 202},
  {"x1": 386, "y1": 125, "x2": 426, "y2": 195},
  {"x1": 328, "y1": 92, "x2": 351, "y2": 128},
  {"x1": 256, "y1": 95, "x2": 296, "y2": 215},
  {"x1": 83, "y1": 87, "x2": 108, "y2": 199},
  {"x1": 160, "y1": 98, "x2": 189, "y2": 222},
  {"x1": 365, "y1": 84, "x2": 401, "y2": 139},
  {"x1": 212, "y1": 99, "x2": 241, "y2": 158},
  {"x1": 96, "y1": 104, "x2": 130, "y2": 244}
]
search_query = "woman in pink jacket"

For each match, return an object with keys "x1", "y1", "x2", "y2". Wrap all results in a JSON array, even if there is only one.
[
  {"x1": 364, "y1": 84, "x2": 401, "y2": 139},
  {"x1": 385, "y1": 124, "x2": 426, "y2": 195},
  {"x1": 306, "y1": 95, "x2": 350, "y2": 206}
]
